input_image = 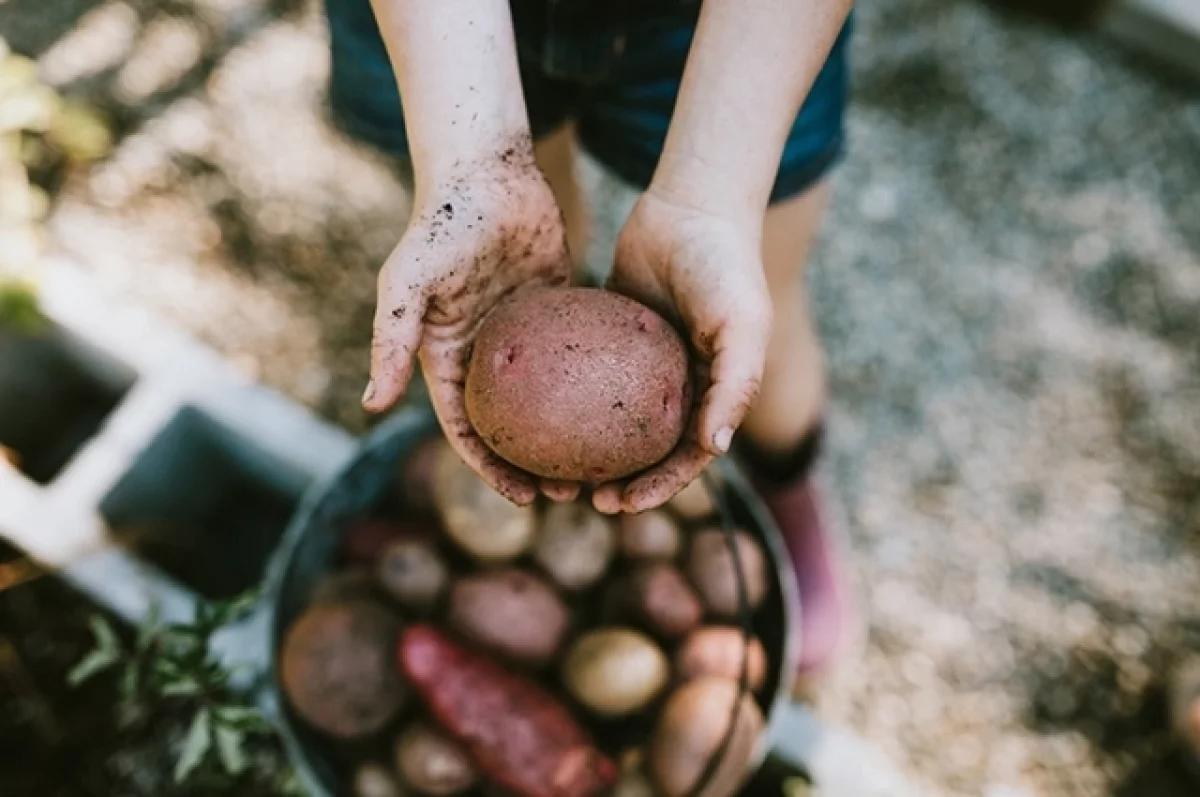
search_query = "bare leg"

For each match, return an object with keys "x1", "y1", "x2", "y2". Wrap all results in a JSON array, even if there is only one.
[
  {"x1": 738, "y1": 180, "x2": 856, "y2": 690},
  {"x1": 535, "y1": 124, "x2": 589, "y2": 281},
  {"x1": 741, "y1": 181, "x2": 830, "y2": 451}
]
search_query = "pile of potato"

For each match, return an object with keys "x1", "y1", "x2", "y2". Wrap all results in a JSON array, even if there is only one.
[{"x1": 278, "y1": 437, "x2": 773, "y2": 797}]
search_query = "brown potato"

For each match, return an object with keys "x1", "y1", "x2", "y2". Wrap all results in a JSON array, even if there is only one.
[
  {"x1": 395, "y1": 723, "x2": 477, "y2": 796},
  {"x1": 534, "y1": 502, "x2": 616, "y2": 590},
  {"x1": 377, "y1": 538, "x2": 449, "y2": 613},
  {"x1": 562, "y1": 629, "x2": 669, "y2": 718},
  {"x1": 343, "y1": 518, "x2": 432, "y2": 564},
  {"x1": 611, "y1": 564, "x2": 703, "y2": 640},
  {"x1": 650, "y1": 677, "x2": 764, "y2": 797},
  {"x1": 280, "y1": 601, "x2": 406, "y2": 739},
  {"x1": 669, "y1": 473, "x2": 720, "y2": 522},
  {"x1": 355, "y1": 762, "x2": 405, "y2": 797},
  {"x1": 686, "y1": 530, "x2": 767, "y2": 618},
  {"x1": 619, "y1": 510, "x2": 682, "y2": 561},
  {"x1": 398, "y1": 435, "x2": 441, "y2": 512},
  {"x1": 464, "y1": 287, "x2": 691, "y2": 483},
  {"x1": 311, "y1": 567, "x2": 378, "y2": 605},
  {"x1": 431, "y1": 441, "x2": 535, "y2": 564},
  {"x1": 447, "y1": 569, "x2": 569, "y2": 665},
  {"x1": 674, "y1": 627, "x2": 767, "y2": 691},
  {"x1": 611, "y1": 768, "x2": 657, "y2": 797}
]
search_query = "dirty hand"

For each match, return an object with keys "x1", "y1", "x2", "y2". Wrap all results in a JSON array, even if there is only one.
[
  {"x1": 363, "y1": 150, "x2": 572, "y2": 505},
  {"x1": 593, "y1": 189, "x2": 772, "y2": 515}
]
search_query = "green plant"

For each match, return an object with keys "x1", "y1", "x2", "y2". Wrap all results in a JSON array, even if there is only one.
[
  {"x1": 0, "y1": 34, "x2": 110, "y2": 327},
  {"x1": 70, "y1": 593, "x2": 302, "y2": 794}
]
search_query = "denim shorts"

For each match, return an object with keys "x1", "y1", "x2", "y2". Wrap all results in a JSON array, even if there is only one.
[{"x1": 326, "y1": 0, "x2": 851, "y2": 203}]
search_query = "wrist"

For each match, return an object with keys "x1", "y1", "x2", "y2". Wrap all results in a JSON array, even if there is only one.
[
  {"x1": 413, "y1": 128, "x2": 539, "y2": 204},
  {"x1": 411, "y1": 109, "x2": 533, "y2": 185},
  {"x1": 649, "y1": 148, "x2": 770, "y2": 229}
]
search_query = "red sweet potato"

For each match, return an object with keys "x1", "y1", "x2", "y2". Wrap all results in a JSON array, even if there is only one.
[{"x1": 398, "y1": 625, "x2": 617, "y2": 797}]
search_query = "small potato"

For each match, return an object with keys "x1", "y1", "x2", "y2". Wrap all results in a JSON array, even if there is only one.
[
  {"x1": 612, "y1": 768, "x2": 657, "y2": 797},
  {"x1": 534, "y1": 502, "x2": 616, "y2": 590},
  {"x1": 619, "y1": 510, "x2": 682, "y2": 561},
  {"x1": 651, "y1": 677, "x2": 764, "y2": 797},
  {"x1": 612, "y1": 564, "x2": 703, "y2": 639},
  {"x1": 675, "y1": 627, "x2": 767, "y2": 691},
  {"x1": 686, "y1": 530, "x2": 767, "y2": 618},
  {"x1": 280, "y1": 601, "x2": 406, "y2": 739},
  {"x1": 398, "y1": 435, "x2": 441, "y2": 512},
  {"x1": 669, "y1": 473, "x2": 720, "y2": 521},
  {"x1": 311, "y1": 567, "x2": 377, "y2": 605},
  {"x1": 432, "y1": 442, "x2": 535, "y2": 564},
  {"x1": 395, "y1": 723, "x2": 477, "y2": 796},
  {"x1": 343, "y1": 518, "x2": 431, "y2": 564},
  {"x1": 447, "y1": 569, "x2": 569, "y2": 665},
  {"x1": 563, "y1": 629, "x2": 669, "y2": 718},
  {"x1": 377, "y1": 538, "x2": 449, "y2": 613},
  {"x1": 355, "y1": 762, "x2": 405, "y2": 797}
]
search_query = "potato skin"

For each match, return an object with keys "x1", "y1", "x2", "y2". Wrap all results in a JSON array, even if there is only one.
[
  {"x1": 343, "y1": 518, "x2": 432, "y2": 564},
  {"x1": 686, "y1": 530, "x2": 767, "y2": 618},
  {"x1": 674, "y1": 627, "x2": 767, "y2": 691},
  {"x1": 311, "y1": 567, "x2": 378, "y2": 606},
  {"x1": 619, "y1": 510, "x2": 682, "y2": 561},
  {"x1": 395, "y1": 723, "x2": 477, "y2": 796},
  {"x1": 613, "y1": 564, "x2": 704, "y2": 640},
  {"x1": 650, "y1": 677, "x2": 764, "y2": 797},
  {"x1": 534, "y1": 502, "x2": 616, "y2": 591},
  {"x1": 398, "y1": 435, "x2": 442, "y2": 513},
  {"x1": 377, "y1": 538, "x2": 449, "y2": 613},
  {"x1": 668, "y1": 474, "x2": 719, "y2": 522},
  {"x1": 279, "y1": 601, "x2": 406, "y2": 739},
  {"x1": 562, "y1": 629, "x2": 669, "y2": 718},
  {"x1": 464, "y1": 287, "x2": 691, "y2": 483},
  {"x1": 431, "y1": 442, "x2": 535, "y2": 564},
  {"x1": 447, "y1": 569, "x2": 569, "y2": 665},
  {"x1": 354, "y1": 763, "x2": 405, "y2": 797}
]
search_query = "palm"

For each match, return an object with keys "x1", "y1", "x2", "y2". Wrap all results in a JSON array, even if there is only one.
[
  {"x1": 369, "y1": 164, "x2": 570, "y2": 503},
  {"x1": 597, "y1": 192, "x2": 771, "y2": 513}
]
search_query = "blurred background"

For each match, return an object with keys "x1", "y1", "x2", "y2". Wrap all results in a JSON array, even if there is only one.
[{"x1": 1, "y1": 0, "x2": 1198, "y2": 795}]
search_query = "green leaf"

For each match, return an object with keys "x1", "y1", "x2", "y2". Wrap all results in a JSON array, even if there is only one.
[
  {"x1": 782, "y1": 777, "x2": 813, "y2": 797},
  {"x1": 174, "y1": 708, "x2": 212, "y2": 783},
  {"x1": 214, "y1": 704, "x2": 269, "y2": 732},
  {"x1": 67, "y1": 649, "x2": 118, "y2": 686},
  {"x1": 214, "y1": 723, "x2": 247, "y2": 775},
  {"x1": 0, "y1": 281, "x2": 48, "y2": 334},
  {"x1": 136, "y1": 603, "x2": 161, "y2": 654},
  {"x1": 153, "y1": 657, "x2": 183, "y2": 681},
  {"x1": 161, "y1": 677, "x2": 202, "y2": 697},
  {"x1": 195, "y1": 599, "x2": 221, "y2": 631},
  {"x1": 119, "y1": 661, "x2": 140, "y2": 703},
  {"x1": 88, "y1": 615, "x2": 120, "y2": 655},
  {"x1": 275, "y1": 769, "x2": 308, "y2": 797}
]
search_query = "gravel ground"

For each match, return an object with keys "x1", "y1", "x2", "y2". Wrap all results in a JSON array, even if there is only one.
[{"x1": 4, "y1": 0, "x2": 1200, "y2": 794}]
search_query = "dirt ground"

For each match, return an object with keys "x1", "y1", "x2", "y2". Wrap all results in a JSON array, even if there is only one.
[{"x1": 2, "y1": 0, "x2": 1199, "y2": 794}]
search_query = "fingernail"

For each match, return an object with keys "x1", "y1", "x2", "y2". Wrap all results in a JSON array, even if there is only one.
[
  {"x1": 713, "y1": 426, "x2": 734, "y2": 454},
  {"x1": 361, "y1": 379, "x2": 376, "y2": 406}
]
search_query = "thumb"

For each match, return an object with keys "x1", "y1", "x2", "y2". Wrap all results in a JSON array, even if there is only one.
[
  {"x1": 364, "y1": 289, "x2": 427, "y2": 414},
  {"x1": 695, "y1": 310, "x2": 770, "y2": 456}
]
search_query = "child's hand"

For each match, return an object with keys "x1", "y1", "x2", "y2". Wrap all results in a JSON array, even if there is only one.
[
  {"x1": 364, "y1": 148, "x2": 571, "y2": 505},
  {"x1": 593, "y1": 188, "x2": 772, "y2": 514}
]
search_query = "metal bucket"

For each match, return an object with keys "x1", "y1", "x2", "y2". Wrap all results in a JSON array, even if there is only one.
[{"x1": 262, "y1": 405, "x2": 823, "y2": 796}]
